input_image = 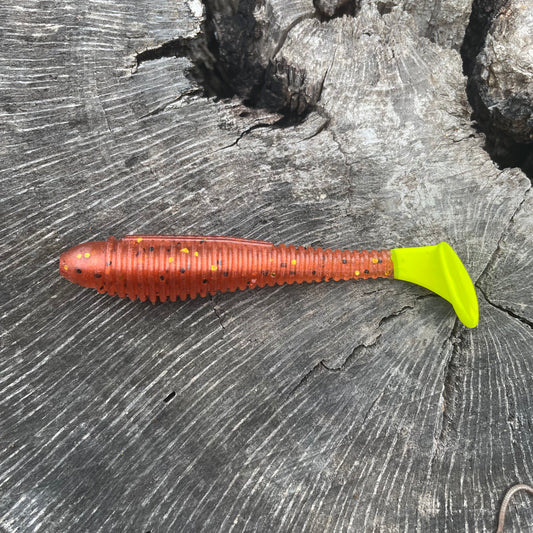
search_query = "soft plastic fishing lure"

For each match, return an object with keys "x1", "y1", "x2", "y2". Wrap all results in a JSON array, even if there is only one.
[{"x1": 59, "y1": 235, "x2": 479, "y2": 328}]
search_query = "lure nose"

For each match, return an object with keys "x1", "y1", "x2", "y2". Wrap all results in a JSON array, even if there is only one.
[{"x1": 59, "y1": 240, "x2": 107, "y2": 289}]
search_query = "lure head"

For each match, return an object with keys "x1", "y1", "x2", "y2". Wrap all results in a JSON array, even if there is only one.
[
  {"x1": 59, "y1": 241, "x2": 107, "y2": 290},
  {"x1": 391, "y1": 242, "x2": 479, "y2": 328}
]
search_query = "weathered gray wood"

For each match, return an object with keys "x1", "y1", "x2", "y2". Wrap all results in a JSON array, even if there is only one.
[
  {"x1": 1, "y1": 0, "x2": 533, "y2": 532},
  {"x1": 470, "y1": 0, "x2": 533, "y2": 144},
  {"x1": 479, "y1": 189, "x2": 533, "y2": 323},
  {"x1": 464, "y1": 0, "x2": 533, "y2": 176}
]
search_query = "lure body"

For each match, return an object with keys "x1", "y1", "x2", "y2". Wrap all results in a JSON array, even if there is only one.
[{"x1": 59, "y1": 235, "x2": 394, "y2": 303}]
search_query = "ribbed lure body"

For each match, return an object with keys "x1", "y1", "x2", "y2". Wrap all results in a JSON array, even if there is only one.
[{"x1": 59, "y1": 235, "x2": 394, "y2": 303}]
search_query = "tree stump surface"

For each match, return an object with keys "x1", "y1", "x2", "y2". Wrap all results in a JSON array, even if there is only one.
[{"x1": 1, "y1": 1, "x2": 532, "y2": 532}]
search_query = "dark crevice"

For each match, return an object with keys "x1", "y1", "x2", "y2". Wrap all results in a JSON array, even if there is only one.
[
  {"x1": 135, "y1": 38, "x2": 191, "y2": 69},
  {"x1": 207, "y1": 0, "x2": 331, "y2": 123},
  {"x1": 133, "y1": 29, "x2": 234, "y2": 100},
  {"x1": 377, "y1": 304, "x2": 414, "y2": 329},
  {"x1": 322, "y1": 341, "x2": 372, "y2": 372},
  {"x1": 461, "y1": 0, "x2": 533, "y2": 180},
  {"x1": 461, "y1": 0, "x2": 505, "y2": 77},
  {"x1": 213, "y1": 121, "x2": 278, "y2": 152},
  {"x1": 314, "y1": 0, "x2": 360, "y2": 21},
  {"x1": 133, "y1": 0, "x2": 352, "y2": 128},
  {"x1": 204, "y1": 0, "x2": 263, "y2": 103},
  {"x1": 494, "y1": 303, "x2": 533, "y2": 331},
  {"x1": 163, "y1": 391, "x2": 176, "y2": 403},
  {"x1": 376, "y1": 1, "x2": 394, "y2": 16},
  {"x1": 478, "y1": 286, "x2": 533, "y2": 331}
]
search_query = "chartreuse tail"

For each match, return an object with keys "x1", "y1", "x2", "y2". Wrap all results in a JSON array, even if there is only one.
[{"x1": 390, "y1": 242, "x2": 479, "y2": 328}]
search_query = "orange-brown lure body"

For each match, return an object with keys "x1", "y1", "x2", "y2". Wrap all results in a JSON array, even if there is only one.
[{"x1": 59, "y1": 235, "x2": 394, "y2": 302}]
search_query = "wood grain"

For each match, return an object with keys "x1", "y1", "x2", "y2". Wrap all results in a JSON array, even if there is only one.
[{"x1": 1, "y1": 0, "x2": 532, "y2": 531}]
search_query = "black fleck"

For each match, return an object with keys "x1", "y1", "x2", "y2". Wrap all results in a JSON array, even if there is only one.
[
  {"x1": 76, "y1": 268, "x2": 82, "y2": 274},
  {"x1": 202, "y1": 279, "x2": 208, "y2": 284},
  {"x1": 378, "y1": 258, "x2": 382, "y2": 263},
  {"x1": 364, "y1": 269, "x2": 369, "y2": 274},
  {"x1": 312, "y1": 270, "x2": 317, "y2": 275},
  {"x1": 342, "y1": 259, "x2": 347, "y2": 264},
  {"x1": 160, "y1": 275, "x2": 165, "y2": 281},
  {"x1": 94, "y1": 273, "x2": 102, "y2": 278},
  {"x1": 149, "y1": 246, "x2": 155, "y2": 252},
  {"x1": 180, "y1": 268, "x2": 186, "y2": 273}
]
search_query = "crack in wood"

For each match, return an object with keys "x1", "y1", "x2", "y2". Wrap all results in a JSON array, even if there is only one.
[
  {"x1": 427, "y1": 321, "x2": 465, "y2": 473},
  {"x1": 209, "y1": 295, "x2": 226, "y2": 335},
  {"x1": 478, "y1": 287, "x2": 533, "y2": 331},
  {"x1": 286, "y1": 359, "x2": 327, "y2": 399},
  {"x1": 139, "y1": 89, "x2": 203, "y2": 119},
  {"x1": 131, "y1": 4, "x2": 230, "y2": 98},
  {"x1": 436, "y1": 322, "x2": 464, "y2": 446},
  {"x1": 313, "y1": 0, "x2": 360, "y2": 21},
  {"x1": 475, "y1": 184, "x2": 530, "y2": 286},
  {"x1": 461, "y1": 0, "x2": 533, "y2": 179},
  {"x1": 133, "y1": 38, "x2": 194, "y2": 72},
  {"x1": 132, "y1": 0, "x2": 340, "y2": 124},
  {"x1": 377, "y1": 303, "x2": 415, "y2": 329},
  {"x1": 210, "y1": 121, "x2": 279, "y2": 153},
  {"x1": 286, "y1": 304, "x2": 415, "y2": 399},
  {"x1": 4, "y1": 0, "x2": 533, "y2": 530}
]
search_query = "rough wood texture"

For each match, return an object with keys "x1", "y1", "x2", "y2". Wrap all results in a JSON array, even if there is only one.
[
  {"x1": 463, "y1": 0, "x2": 533, "y2": 176},
  {"x1": 470, "y1": 0, "x2": 533, "y2": 144},
  {"x1": 1, "y1": 0, "x2": 533, "y2": 532}
]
